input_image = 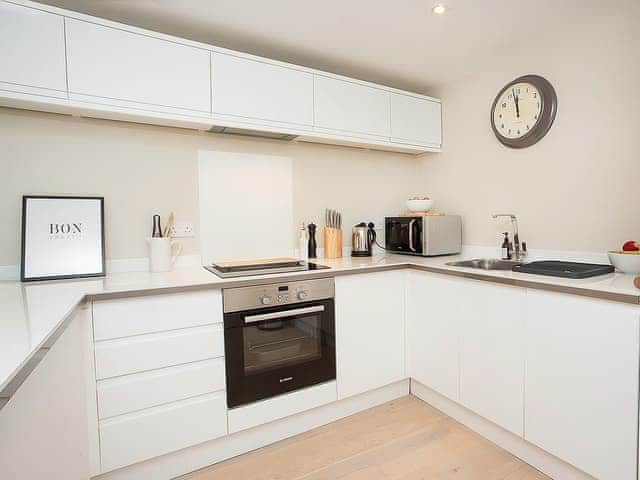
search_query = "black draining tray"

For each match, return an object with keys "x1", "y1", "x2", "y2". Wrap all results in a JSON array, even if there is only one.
[{"x1": 512, "y1": 261, "x2": 614, "y2": 279}]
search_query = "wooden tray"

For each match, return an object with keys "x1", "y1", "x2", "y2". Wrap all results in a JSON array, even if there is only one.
[{"x1": 398, "y1": 211, "x2": 445, "y2": 217}]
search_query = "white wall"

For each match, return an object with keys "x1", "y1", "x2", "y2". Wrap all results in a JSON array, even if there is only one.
[
  {"x1": 0, "y1": 107, "x2": 423, "y2": 267},
  {"x1": 419, "y1": 5, "x2": 640, "y2": 253}
]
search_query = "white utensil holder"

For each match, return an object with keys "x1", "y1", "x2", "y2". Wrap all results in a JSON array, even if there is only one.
[{"x1": 147, "y1": 237, "x2": 182, "y2": 272}]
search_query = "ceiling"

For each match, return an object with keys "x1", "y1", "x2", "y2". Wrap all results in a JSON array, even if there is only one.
[{"x1": 39, "y1": 0, "x2": 607, "y2": 93}]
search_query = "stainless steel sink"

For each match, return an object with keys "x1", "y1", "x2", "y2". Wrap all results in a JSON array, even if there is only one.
[{"x1": 445, "y1": 258, "x2": 523, "y2": 270}]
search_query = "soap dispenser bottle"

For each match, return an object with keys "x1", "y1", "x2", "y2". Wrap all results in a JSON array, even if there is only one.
[{"x1": 501, "y1": 232, "x2": 512, "y2": 260}]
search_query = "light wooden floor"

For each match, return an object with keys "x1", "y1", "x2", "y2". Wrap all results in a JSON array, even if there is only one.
[{"x1": 182, "y1": 395, "x2": 550, "y2": 480}]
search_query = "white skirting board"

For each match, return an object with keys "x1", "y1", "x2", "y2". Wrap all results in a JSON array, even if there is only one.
[
  {"x1": 94, "y1": 379, "x2": 410, "y2": 480},
  {"x1": 409, "y1": 379, "x2": 594, "y2": 480}
]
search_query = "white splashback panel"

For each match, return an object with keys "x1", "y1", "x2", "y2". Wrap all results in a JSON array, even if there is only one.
[{"x1": 198, "y1": 151, "x2": 294, "y2": 264}]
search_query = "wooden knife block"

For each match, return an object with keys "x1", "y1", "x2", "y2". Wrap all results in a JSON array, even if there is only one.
[{"x1": 324, "y1": 227, "x2": 343, "y2": 259}]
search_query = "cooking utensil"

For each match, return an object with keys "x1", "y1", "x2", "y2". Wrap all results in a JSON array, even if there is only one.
[
  {"x1": 152, "y1": 214, "x2": 163, "y2": 238},
  {"x1": 163, "y1": 211, "x2": 174, "y2": 238}
]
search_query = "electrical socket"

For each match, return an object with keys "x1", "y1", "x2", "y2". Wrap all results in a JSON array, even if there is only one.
[{"x1": 170, "y1": 222, "x2": 194, "y2": 238}]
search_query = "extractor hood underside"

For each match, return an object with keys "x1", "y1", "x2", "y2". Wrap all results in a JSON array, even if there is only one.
[{"x1": 208, "y1": 125, "x2": 297, "y2": 141}]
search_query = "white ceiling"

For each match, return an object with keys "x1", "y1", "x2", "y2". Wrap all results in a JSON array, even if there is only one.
[{"x1": 39, "y1": 0, "x2": 607, "y2": 93}]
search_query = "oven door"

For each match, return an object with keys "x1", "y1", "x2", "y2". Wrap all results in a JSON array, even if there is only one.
[
  {"x1": 385, "y1": 217, "x2": 423, "y2": 254},
  {"x1": 224, "y1": 298, "x2": 335, "y2": 408}
]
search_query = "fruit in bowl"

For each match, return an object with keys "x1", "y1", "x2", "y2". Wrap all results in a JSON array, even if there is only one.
[
  {"x1": 406, "y1": 195, "x2": 434, "y2": 212},
  {"x1": 608, "y1": 240, "x2": 640, "y2": 273}
]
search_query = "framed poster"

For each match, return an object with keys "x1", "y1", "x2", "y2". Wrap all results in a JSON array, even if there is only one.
[{"x1": 21, "y1": 196, "x2": 105, "y2": 282}]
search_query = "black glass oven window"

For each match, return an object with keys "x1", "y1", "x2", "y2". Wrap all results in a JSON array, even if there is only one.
[{"x1": 243, "y1": 314, "x2": 322, "y2": 375}]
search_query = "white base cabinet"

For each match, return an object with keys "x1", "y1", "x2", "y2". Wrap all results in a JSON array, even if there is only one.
[
  {"x1": 525, "y1": 290, "x2": 639, "y2": 480},
  {"x1": 0, "y1": 307, "x2": 93, "y2": 480},
  {"x1": 92, "y1": 290, "x2": 227, "y2": 473},
  {"x1": 335, "y1": 271, "x2": 406, "y2": 399},
  {"x1": 407, "y1": 271, "x2": 525, "y2": 436},
  {"x1": 458, "y1": 280, "x2": 525, "y2": 437},
  {"x1": 407, "y1": 271, "x2": 461, "y2": 401}
]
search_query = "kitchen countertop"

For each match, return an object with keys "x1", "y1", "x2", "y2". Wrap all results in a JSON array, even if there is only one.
[{"x1": 2, "y1": 252, "x2": 639, "y2": 407}]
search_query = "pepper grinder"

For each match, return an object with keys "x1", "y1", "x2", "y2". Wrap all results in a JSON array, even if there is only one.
[{"x1": 307, "y1": 223, "x2": 317, "y2": 259}]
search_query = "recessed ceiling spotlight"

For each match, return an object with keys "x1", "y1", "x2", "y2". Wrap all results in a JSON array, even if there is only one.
[{"x1": 432, "y1": 3, "x2": 447, "y2": 14}]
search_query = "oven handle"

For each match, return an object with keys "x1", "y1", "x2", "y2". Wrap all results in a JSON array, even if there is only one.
[{"x1": 244, "y1": 305, "x2": 325, "y2": 324}]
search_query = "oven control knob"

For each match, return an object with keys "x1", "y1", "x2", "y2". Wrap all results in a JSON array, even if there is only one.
[
  {"x1": 259, "y1": 295, "x2": 272, "y2": 305},
  {"x1": 297, "y1": 291, "x2": 308, "y2": 300}
]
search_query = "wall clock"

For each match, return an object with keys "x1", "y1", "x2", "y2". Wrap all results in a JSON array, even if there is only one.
[{"x1": 490, "y1": 74, "x2": 557, "y2": 148}]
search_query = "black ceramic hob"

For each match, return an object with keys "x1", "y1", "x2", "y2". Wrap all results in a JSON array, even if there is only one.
[{"x1": 512, "y1": 261, "x2": 614, "y2": 279}]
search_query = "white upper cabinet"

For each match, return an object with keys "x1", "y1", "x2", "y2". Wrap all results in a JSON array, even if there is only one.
[
  {"x1": 0, "y1": 1, "x2": 442, "y2": 153},
  {"x1": 65, "y1": 18, "x2": 211, "y2": 113},
  {"x1": 335, "y1": 271, "x2": 406, "y2": 399},
  {"x1": 391, "y1": 93, "x2": 442, "y2": 147},
  {"x1": 525, "y1": 290, "x2": 639, "y2": 480},
  {"x1": 212, "y1": 53, "x2": 313, "y2": 127},
  {"x1": 0, "y1": 2, "x2": 66, "y2": 95},
  {"x1": 314, "y1": 75, "x2": 390, "y2": 138}
]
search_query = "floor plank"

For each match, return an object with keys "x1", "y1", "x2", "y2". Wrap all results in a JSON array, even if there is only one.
[{"x1": 181, "y1": 395, "x2": 550, "y2": 480}]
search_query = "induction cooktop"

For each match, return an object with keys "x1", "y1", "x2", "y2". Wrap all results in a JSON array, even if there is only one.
[{"x1": 205, "y1": 258, "x2": 330, "y2": 278}]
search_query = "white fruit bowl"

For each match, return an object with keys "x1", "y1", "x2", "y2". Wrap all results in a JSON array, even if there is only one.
[
  {"x1": 608, "y1": 251, "x2": 640, "y2": 274},
  {"x1": 406, "y1": 198, "x2": 434, "y2": 212}
]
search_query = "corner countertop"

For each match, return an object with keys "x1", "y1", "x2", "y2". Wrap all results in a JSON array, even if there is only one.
[{"x1": 2, "y1": 252, "x2": 639, "y2": 405}]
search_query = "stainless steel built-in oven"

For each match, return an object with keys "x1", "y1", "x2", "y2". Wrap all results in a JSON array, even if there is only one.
[{"x1": 223, "y1": 278, "x2": 335, "y2": 408}]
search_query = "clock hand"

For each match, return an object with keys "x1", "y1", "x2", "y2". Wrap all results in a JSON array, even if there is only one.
[{"x1": 512, "y1": 89, "x2": 520, "y2": 118}]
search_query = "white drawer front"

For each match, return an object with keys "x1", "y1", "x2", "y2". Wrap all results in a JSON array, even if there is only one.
[
  {"x1": 100, "y1": 392, "x2": 227, "y2": 472},
  {"x1": 94, "y1": 324, "x2": 224, "y2": 380},
  {"x1": 228, "y1": 381, "x2": 337, "y2": 433},
  {"x1": 93, "y1": 289, "x2": 222, "y2": 341},
  {"x1": 97, "y1": 358, "x2": 225, "y2": 419}
]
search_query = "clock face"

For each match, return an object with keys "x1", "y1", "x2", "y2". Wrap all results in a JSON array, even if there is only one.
[
  {"x1": 492, "y1": 82, "x2": 542, "y2": 139},
  {"x1": 490, "y1": 75, "x2": 557, "y2": 149}
]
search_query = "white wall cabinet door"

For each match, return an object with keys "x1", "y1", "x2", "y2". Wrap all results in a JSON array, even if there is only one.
[
  {"x1": 525, "y1": 290, "x2": 639, "y2": 480},
  {"x1": 390, "y1": 93, "x2": 442, "y2": 147},
  {"x1": 65, "y1": 18, "x2": 211, "y2": 113},
  {"x1": 314, "y1": 75, "x2": 390, "y2": 138},
  {"x1": 458, "y1": 281, "x2": 525, "y2": 436},
  {"x1": 335, "y1": 270, "x2": 406, "y2": 399},
  {"x1": 0, "y1": 2, "x2": 67, "y2": 96},
  {"x1": 406, "y1": 271, "x2": 460, "y2": 401},
  {"x1": 212, "y1": 53, "x2": 313, "y2": 127}
]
